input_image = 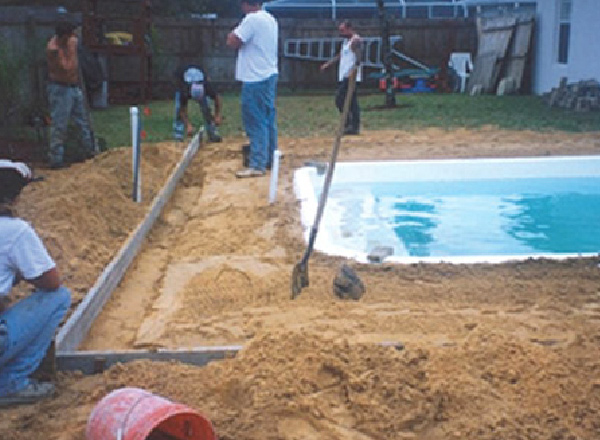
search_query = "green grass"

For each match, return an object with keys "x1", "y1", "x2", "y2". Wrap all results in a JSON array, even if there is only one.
[{"x1": 91, "y1": 92, "x2": 600, "y2": 149}]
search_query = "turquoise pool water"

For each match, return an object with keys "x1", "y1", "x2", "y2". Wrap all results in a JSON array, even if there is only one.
[{"x1": 294, "y1": 156, "x2": 600, "y2": 263}]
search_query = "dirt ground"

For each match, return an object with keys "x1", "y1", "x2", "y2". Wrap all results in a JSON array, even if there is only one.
[{"x1": 2, "y1": 128, "x2": 600, "y2": 440}]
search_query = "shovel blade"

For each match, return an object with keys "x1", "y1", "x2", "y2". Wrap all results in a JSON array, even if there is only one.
[{"x1": 291, "y1": 262, "x2": 309, "y2": 299}]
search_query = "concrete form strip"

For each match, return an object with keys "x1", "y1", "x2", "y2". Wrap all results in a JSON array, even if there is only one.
[
  {"x1": 56, "y1": 346, "x2": 242, "y2": 374},
  {"x1": 56, "y1": 132, "x2": 202, "y2": 352}
]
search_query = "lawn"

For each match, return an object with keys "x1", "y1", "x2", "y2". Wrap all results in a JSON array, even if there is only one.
[{"x1": 91, "y1": 92, "x2": 600, "y2": 149}]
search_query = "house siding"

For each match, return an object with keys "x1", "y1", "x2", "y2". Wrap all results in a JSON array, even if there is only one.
[{"x1": 535, "y1": 0, "x2": 600, "y2": 94}]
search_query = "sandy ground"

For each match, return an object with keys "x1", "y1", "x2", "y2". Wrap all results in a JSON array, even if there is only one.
[
  {"x1": 9, "y1": 143, "x2": 182, "y2": 309},
  {"x1": 2, "y1": 128, "x2": 600, "y2": 439}
]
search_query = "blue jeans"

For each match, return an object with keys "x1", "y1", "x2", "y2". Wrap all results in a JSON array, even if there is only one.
[
  {"x1": 241, "y1": 74, "x2": 278, "y2": 171},
  {"x1": 0, "y1": 287, "x2": 71, "y2": 396},
  {"x1": 47, "y1": 83, "x2": 94, "y2": 165}
]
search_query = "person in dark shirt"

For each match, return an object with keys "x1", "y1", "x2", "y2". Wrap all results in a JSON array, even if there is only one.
[{"x1": 173, "y1": 65, "x2": 222, "y2": 142}]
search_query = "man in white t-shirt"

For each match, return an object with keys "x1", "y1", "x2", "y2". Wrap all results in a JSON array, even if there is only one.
[
  {"x1": 320, "y1": 20, "x2": 363, "y2": 135},
  {"x1": 227, "y1": 0, "x2": 279, "y2": 178},
  {"x1": 0, "y1": 161, "x2": 71, "y2": 406}
]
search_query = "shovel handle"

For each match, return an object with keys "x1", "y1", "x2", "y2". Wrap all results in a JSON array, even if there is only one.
[{"x1": 304, "y1": 67, "x2": 358, "y2": 261}]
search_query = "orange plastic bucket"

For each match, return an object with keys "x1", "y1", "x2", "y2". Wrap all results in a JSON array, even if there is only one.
[{"x1": 86, "y1": 388, "x2": 216, "y2": 440}]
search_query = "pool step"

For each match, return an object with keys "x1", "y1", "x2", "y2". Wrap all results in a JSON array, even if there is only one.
[{"x1": 367, "y1": 246, "x2": 394, "y2": 263}]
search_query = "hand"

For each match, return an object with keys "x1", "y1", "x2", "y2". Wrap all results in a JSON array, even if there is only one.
[
  {"x1": 214, "y1": 115, "x2": 223, "y2": 126},
  {"x1": 320, "y1": 62, "x2": 329, "y2": 72},
  {"x1": 47, "y1": 36, "x2": 59, "y2": 52}
]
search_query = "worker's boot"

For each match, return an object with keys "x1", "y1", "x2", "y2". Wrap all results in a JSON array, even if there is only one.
[{"x1": 206, "y1": 122, "x2": 222, "y2": 143}]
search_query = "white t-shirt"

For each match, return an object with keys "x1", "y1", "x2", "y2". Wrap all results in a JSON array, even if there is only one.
[
  {"x1": 233, "y1": 10, "x2": 278, "y2": 83},
  {"x1": 0, "y1": 217, "x2": 55, "y2": 296},
  {"x1": 338, "y1": 35, "x2": 363, "y2": 83}
]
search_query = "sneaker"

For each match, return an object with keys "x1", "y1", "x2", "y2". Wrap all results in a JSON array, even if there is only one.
[
  {"x1": 0, "y1": 380, "x2": 55, "y2": 407},
  {"x1": 235, "y1": 167, "x2": 265, "y2": 178},
  {"x1": 208, "y1": 132, "x2": 222, "y2": 143}
]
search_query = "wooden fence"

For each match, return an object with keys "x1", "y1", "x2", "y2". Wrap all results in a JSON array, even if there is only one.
[
  {"x1": 153, "y1": 17, "x2": 477, "y2": 93},
  {"x1": 0, "y1": 12, "x2": 476, "y2": 105}
]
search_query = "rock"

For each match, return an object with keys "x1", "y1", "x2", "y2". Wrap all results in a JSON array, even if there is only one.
[{"x1": 333, "y1": 264, "x2": 365, "y2": 300}]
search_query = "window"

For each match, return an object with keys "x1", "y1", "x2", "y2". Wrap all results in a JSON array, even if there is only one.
[{"x1": 557, "y1": 0, "x2": 572, "y2": 64}]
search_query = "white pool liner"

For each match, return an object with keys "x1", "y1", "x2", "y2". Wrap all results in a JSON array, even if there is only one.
[{"x1": 294, "y1": 155, "x2": 600, "y2": 264}]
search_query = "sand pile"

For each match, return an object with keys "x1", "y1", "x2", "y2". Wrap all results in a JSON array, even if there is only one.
[
  {"x1": 10, "y1": 143, "x2": 182, "y2": 308},
  {"x1": 1, "y1": 330, "x2": 598, "y2": 439}
]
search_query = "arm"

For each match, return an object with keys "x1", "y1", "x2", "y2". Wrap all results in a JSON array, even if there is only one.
[
  {"x1": 320, "y1": 53, "x2": 340, "y2": 72},
  {"x1": 29, "y1": 267, "x2": 61, "y2": 292},
  {"x1": 179, "y1": 105, "x2": 192, "y2": 135},
  {"x1": 227, "y1": 32, "x2": 243, "y2": 50}
]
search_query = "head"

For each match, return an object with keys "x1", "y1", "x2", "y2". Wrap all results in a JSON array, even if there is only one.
[
  {"x1": 338, "y1": 20, "x2": 354, "y2": 39},
  {"x1": 55, "y1": 21, "x2": 76, "y2": 43},
  {"x1": 241, "y1": 0, "x2": 262, "y2": 14},
  {"x1": 0, "y1": 161, "x2": 31, "y2": 216}
]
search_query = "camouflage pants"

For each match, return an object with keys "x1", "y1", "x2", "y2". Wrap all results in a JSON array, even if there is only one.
[{"x1": 47, "y1": 83, "x2": 94, "y2": 165}]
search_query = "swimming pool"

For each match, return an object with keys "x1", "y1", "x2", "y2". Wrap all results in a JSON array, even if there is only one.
[{"x1": 294, "y1": 155, "x2": 600, "y2": 264}]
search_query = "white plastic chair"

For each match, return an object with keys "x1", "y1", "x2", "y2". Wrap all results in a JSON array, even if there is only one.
[{"x1": 448, "y1": 52, "x2": 473, "y2": 93}]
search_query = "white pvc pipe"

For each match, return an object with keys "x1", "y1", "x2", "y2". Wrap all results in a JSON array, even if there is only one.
[
  {"x1": 130, "y1": 107, "x2": 141, "y2": 203},
  {"x1": 268, "y1": 150, "x2": 282, "y2": 205}
]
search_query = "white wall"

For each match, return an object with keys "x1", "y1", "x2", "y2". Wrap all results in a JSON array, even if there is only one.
[{"x1": 534, "y1": 0, "x2": 600, "y2": 94}]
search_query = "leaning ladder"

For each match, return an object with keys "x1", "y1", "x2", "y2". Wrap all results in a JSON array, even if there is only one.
[{"x1": 284, "y1": 35, "x2": 404, "y2": 69}]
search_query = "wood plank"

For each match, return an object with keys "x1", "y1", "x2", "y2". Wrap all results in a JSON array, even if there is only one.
[
  {"x1": 468, "y1": 17, "x2": 516, "y2": 93},
  {"x1": 504, "y1": 18, "x2": 534, "y2": 91},
  {"x1": 56, "y1": 132, "x2": 202, "y2": 352},
  {"x1": 56, "y1": 346, "x2": 242, "y2": 374},
  {"x1": 468, "y1": 52, "x2": 497, "y2": 93}
]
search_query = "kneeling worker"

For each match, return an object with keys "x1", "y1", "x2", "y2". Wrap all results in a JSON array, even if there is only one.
[
  {"x1": 173, "y1": 64, "x2": 223, "y2": 142},
  {"x1": 0, "y1": 161, "x2": 71, "y2": 405}
]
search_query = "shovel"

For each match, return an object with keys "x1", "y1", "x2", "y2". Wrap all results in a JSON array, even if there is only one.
[{"x1": 291, "y1": 67, "x2": 358, "y2": 299}]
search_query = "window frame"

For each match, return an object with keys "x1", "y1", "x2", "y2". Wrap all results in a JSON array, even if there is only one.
[{"x1": 556, "y1": 0, "x2": 572, "y2": 65}]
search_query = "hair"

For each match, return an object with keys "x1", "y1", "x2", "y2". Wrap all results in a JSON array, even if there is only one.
[
  {"x1": 55, "y1": 21, "x2": 76, "y2": 38},
  {"x1": 340, "y1": 20, "x2": 353, "y2": 29},
  {"x1": 0, "y1": 168, "x2": 27, "y2": 216}
]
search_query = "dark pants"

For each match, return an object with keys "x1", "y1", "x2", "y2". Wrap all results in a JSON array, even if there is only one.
[{"x1": 335, "y1": 78, "x2": 360, "y2": 133}]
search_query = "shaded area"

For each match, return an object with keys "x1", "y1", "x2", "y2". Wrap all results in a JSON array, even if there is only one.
[{"x1": 393, "y1": 200, "x2": 438, "y2": 257}]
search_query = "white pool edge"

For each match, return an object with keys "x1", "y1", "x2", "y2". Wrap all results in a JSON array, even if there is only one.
[{"x1": 294, "y1": 155, "x2": 600, "y2": 265}]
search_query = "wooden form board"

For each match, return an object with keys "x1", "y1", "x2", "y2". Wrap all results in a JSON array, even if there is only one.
[
  {"x1": 56, "y1": 132, "x2": 202, "y2": 352},
  {"x1": 57, "y1": 342, "x2": 406, "y2": 375},
  {"x1": 57, "y1": 346, "x2": 242, "y2": 374}
]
